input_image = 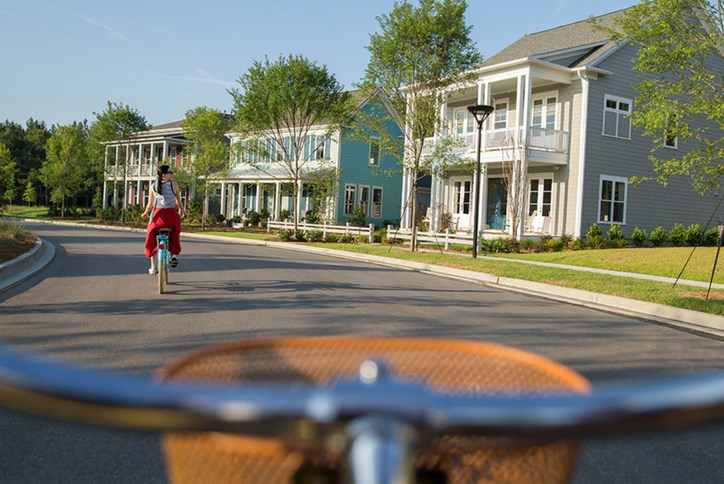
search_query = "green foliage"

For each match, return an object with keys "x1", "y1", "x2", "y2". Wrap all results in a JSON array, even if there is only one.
[
  {"x1": 40, "y1": 123, "x2": 89, "y2": 218},
  {"x1": 704, "y1": 227, "x2": 721, "y2": 246},
  {"x1": 294, "y1": 231, "x2": 306, "y2": 242},
  {"x1": 247, "y1": 211, "x2": 261, "y2": 226},
  {"x1": 547, "y1": 239, "x2": 566, "y2": 252},
  {"x1": 348, "y1": 205, "x2": 367, "y2": 227},
  {"x1": 586, "y1": 224, "x2": 604, "y2": 240},
  {"x1": 631, "y1": 227, "x2": 648, "y2": 246},
  {"x1": 607, "y1": 224, "x2": 625, "y2": 241},
  {"x1": 684, "y1": 223, "x2": 704, "y2": 246},
  {"x1": 594, "y1": 0, "x2": 724, "y2": 195},
  {"x1": 306, "y1": 230, "x2": 324, "y2": 242},
  {"x1": 304, "y1": 209, "x2": 321, "y2": 224},
  {"x1": 559, "y1": 234, "x2": 574, "y2": 247},
  {"x1": 650, "y1": 226, "x2": 669, "y2": 246},
  {"x1": 0, "y1": 143, "x2": 18, "y2": 214},
  {"x1": 533, "y1": 235, "x2": 553, "y2": 253},
  {"x1": 570, "y1": 239, "x2": 587, "y2": 251},
  {"x1": 278, "y1": 229, "x2": 294, "y2": 241},
  {"x1": 325, "y1": 233, "x2": 340, "y2": 243},
  {"x1": 587, "y1": 235, "x2": 609, "y2": 250},
  {"x1": 340, "y1": 234, "x2": 356, "y2": 244},
  {"x1": 480, "y1": 238, "x2": 508, "y2": 254},
  {"x1": 519, "y1": 239, "x2": 535, "y2": 252},
  {"x1": 279, "y1": 209, "x2": 291, "y2": 221},
  {"x1": 669, "y1": 223, "x2": 686, "y2": 246}
]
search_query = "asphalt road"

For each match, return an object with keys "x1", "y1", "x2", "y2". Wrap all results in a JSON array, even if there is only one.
[{"x1": 0, "y1": 222, "x2": 722, "y2": 483}]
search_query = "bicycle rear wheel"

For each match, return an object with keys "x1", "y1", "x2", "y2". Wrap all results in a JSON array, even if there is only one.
[
  {"x1": 157, "y1": 250, "x2": 166, "y2": 294},
  {"x1": 158, "y1": 337, "x2": 590, "y2": 484}
]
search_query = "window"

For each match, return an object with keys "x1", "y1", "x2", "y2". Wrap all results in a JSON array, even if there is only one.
[
  {"x1": 493, "y1": 100, "x2": 509, "y2": 130},
  {"x1": 344, "y1": 184, "x2": 356, "y2": 216},
  {"x1": 454, "y1": 108, "x2": 474, "y2": 135},
  {"x1": 664, "y1": 115, "x2": 678, "y2": 149},
  {"x1": 359, "y1": 185, "x2": 370, "y2": 216},
  {"x1": 603, "y1": 95, "x2": 632, "y2": 139},
  {"x1": 532, "y1": 95, "x2": 557, "y2": 129},
  {"x1": 315, "y1": 135, "x2": 326, "y2": 159},
  {"x1": 371, "y1": 187, "x2": 383, "y2": 218},
  {"x1": 528, "y1": 178, "x2": 553, "y2": 216},
  {"x1": 369, "y1": 138, "x2": 380, "y2": 166},
  {"x1": 453, "y1": 180, "x2": 471, "y2": 214},
  {"x1": 598, "y1": 175, "x2": 628, "y2": 224}
]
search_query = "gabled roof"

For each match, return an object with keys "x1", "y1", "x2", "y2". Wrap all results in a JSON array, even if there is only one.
[{"x1": 480, "y1": 9, "x2": 628, "y2": 69}]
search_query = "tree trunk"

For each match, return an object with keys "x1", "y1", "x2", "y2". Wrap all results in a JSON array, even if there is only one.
[{"x1": 410, "y1": 174, "x2": 418, "y2": 252}]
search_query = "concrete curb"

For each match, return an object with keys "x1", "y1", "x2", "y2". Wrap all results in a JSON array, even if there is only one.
[
  {"x1": 4, "y1": 221, "x2": 723, "y2": 338},
  {"x1": 0, "y1": 238, "x2": 56, "y2": 293}
]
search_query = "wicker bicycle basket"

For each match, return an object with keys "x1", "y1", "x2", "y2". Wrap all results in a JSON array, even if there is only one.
[{"x1": 156, "y1": 337, "x2": 590, "y2": 484}]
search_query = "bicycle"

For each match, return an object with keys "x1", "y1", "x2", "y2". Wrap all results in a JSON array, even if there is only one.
[
  {"x1": 155, "y1": 228, "x2": 173, "y2": 294},
  {"x1": 0, "y1": 336, "x2": 722, "y2": 483}
]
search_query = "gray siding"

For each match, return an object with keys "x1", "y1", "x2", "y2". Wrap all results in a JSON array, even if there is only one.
[{"x1": 583, "y1": 43, "x2": 720, "y2": 237}]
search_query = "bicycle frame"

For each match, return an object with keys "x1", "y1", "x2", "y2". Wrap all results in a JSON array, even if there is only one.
[
  {"x1": 156, "y1": 228, "x2": 172, "y2": 294},
  {"x1": 0, "y1": 339, "x2": 723, "y2": 483}
]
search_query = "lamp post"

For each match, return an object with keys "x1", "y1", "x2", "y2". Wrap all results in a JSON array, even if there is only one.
[{"x1": 467, "y1": 104, "x2": 495, "y2": 258}]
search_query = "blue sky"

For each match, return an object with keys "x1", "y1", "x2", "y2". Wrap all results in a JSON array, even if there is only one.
[{"x1": 1, "y1": 0, "x2": 638, "y2": 127}]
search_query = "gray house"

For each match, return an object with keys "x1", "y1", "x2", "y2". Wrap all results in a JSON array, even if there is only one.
[{"x1": 408, "y1": 8, "x2": 722, "y2": 239}]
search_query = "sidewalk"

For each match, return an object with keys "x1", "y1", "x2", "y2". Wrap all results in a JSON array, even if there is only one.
[{"x1": 2, "y1": 220, "x2": 723, "y2": 338}]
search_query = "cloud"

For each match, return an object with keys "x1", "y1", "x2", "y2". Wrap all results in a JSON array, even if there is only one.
[{"x1": 81, "y1": 15, "x2": 148, "y2": 50}]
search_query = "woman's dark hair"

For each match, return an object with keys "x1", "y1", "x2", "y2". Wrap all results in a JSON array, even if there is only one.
[{"x1": 155, "y1": 165, "x2": 171, "y2": 192}]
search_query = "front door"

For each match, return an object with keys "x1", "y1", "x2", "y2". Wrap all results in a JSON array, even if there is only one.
[
  {"x1": 451, "y1": 179, "x2": 472, "y2": 230},
  {"x1": 486, "y1": 178, "x2": 507, "y2": 231}
]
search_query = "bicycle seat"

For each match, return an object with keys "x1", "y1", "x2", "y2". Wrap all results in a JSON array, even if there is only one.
[
  {"x1": 157, "y1": 228, "x2": 173, "y2": 235},
  {"x1": 157, "y1": 337, "x2": 589, "y2": 484}
]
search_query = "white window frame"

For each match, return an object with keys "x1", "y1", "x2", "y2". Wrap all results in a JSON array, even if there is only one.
[
  {"x1": 602, "y1": 94, "x2": 632, "y2": 140},
  {"x1": 371, "y1": 186, "x2": 383, "y2": 218},
  {"x1": 531, "y1": 91, "x2": 558, "y2": 130},
  {"x1": 492, "y1": 98, "x2": 509, "y2": 130},
  {"x1": 597, "y1": 175, "x2": 628, "y2": 225},
  {"x1": 358, "y1": 185, "x2": 370, "y2": 217},
  {"x1": 453, "y1": 107, "x2": 475, "y2": 136},
  {"x1": 369, "y1": 137, "x2": 380, "y2": 166},
  {"x1": 452, "y1": 179, "x2": 472, "y2": 215},
  {"x1": 344, "y1": 184, "x2": 356, "y2": 216},
  {"x1": 528, "y1": 176, "x2": 553, "y2": 217}
]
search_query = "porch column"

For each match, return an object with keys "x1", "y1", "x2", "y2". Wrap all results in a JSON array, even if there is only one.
[
  {"x1": 517, "y1": 74, "x2": 529, "y2": 237},
  {"x1": 237, "y1": 182, "x2": 243, "y2": 214},
  {"x1": 522, "y1": 69, "x2": 532, "y2": 147},
  {"x1": 255, "y1": 182, "x2": 261, "y2": 213},
  {"x1": 163, "y1": 140, "x2": 169, "y2": 166},
  {"x1": 296, "y1": 180, "x2": 303, "y2": 221},
  {"x1": 113, "y1": 146, "x2": 120, "y2": 209},
  {"x1": 220, "y1": 182, "x2": 227, "y2": 216},
  {"x1": 274, "y1": 182, "x2": 281, "y2": 220}
]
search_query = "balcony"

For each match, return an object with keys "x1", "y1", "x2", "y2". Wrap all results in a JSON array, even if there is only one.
[{"x1": 421, "y1": 126, "x2": 569, "y2": 157}]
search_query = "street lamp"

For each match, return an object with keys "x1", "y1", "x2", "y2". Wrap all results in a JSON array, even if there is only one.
[{"x1": 467, "y1": 104, "x2": 495, "y2": 258}]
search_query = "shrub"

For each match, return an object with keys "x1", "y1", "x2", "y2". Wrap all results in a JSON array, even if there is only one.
[
  {"x1": 631, "y1": 227, "x2": 647, "y2": 247},
  {"x1": 294, "y1": 231, "x2": 306, "y2": 242},
  {"x1": 685, "y1": 223, "x2": 704, "y2": 246},
  {"x1": 279, "y1": 209, "x2": 291, "y2": 221},
  {"x1": 611, "y1": 238, "x2": 628, "y2": 248},
  {"x1": 304, "y1": 210, "x2": 321, "y2": 224},
  {"x1": 278, "y1": 229, "x2": 294, "y2": 241},
  {"x1": 439, "y1": 212, "x2": 453, "y2": 231},
  {"x1": 325, "y1": 233, "x2": 340, "y2": 243},
  {"x1": 306, "y1": 230, "x2": 323, "y2": 242},
  {"x1": 504, "y1": 238, "x2": 519, "y2": 253},
  {"x1": 340, "y1": 234, "x2": 356, "y2": 243},
  {"x1": 382, "y1": 236, "x2": 403, "y2": 245},
  {"x1": 247, "y1": 211, "x2": 261, "y2": 226},
  {"x1": 669, "y1": 223, "x2": 686, "y2": 246},
  {"x1": 704, "y1": 227, "x2": 721, "y2": 246},
  {"x1": 259, "y1": 209, "x2": 270, "y2": 220},
  {"x1": 356, "y1": 235, "x2": 368, "y2": 243},
  {"x1": 230, "y1": 215, "x2": 242, "y2": 223},
  {"x1": 650, "y1": 226, "x2": 668, "y2": 246},
  {"x1": 586, "y1": 223, "x2": 603, "y2": 240},
  {"x1": 215, "y1": 213, "x2": 226, "y2": 224},
  {"x1": 607, "y1": 224, "x2": 625, "y2": 241},
  {"x1": 349, "y1": 205, "x2": 367, "y2": 227},
  {"x1": 559, "y1": 234, "x2": 574, "y2": 248},
  {"x1": 519, "y1": 239, "x2": 535, "y2": 252},
  {"x1": 570, "y1": 238, "x2": 587, "y2": 251},
  {"x1": 547, "y1": 239, "x2": 565, "y2": 252},
  {"x1": 587, "y1": 235, "x2": 608, "y2": 250},
  {"x1": 534, "y1": 235, "x2": 552, "y2": 253}
]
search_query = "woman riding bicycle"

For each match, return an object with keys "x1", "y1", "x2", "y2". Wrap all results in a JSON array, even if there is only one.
[{"x1": 141, "y1": 165, "x2": 186, "y2": 274}]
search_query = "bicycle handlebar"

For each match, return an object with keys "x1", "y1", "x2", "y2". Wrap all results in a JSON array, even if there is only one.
[{"x1": 1, "y1": 344, "x2": 724, "y2": 444}]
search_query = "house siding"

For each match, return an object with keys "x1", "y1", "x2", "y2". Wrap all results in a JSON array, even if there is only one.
[{"x1": 583, "y1": 43, "x2": 720, "y2": 236}]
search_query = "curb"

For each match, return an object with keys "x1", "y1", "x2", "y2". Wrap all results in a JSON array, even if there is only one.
[{"x1": 0, "y1": 238, "x2": 56, "y2": 294}]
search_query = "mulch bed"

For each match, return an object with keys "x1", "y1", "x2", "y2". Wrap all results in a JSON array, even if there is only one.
[{"x1": 0, "y1": 239, "x2": 37, "y2": 264}]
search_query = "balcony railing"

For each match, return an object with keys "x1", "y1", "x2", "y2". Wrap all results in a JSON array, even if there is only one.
[{"x1": 421, "y1": 127, "x2": 569, "y2": 157}]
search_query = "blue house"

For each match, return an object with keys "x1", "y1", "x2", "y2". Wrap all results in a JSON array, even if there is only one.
[{"x1": 222, "y1": 91, "x2": 403, "y2": 226}]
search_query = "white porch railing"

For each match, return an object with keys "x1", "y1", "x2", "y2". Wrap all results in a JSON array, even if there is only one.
[
  {"x1": 421, "y1": 127, "x2": 569, "y2": 156},
  {"x1": 267, "y1": 220, "x2": 376, "y2": 243}
]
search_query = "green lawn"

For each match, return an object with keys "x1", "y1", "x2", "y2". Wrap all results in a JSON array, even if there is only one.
[
  {"x1": 489, "y1": 247, "x2": 723, "y2": 284},
  {"x1": 4, "y1": 205, "x2": 49, "y2": 218}
]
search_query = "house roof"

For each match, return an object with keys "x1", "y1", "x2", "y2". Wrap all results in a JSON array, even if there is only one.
[
  {"x1": 149, "y1": 120, "x2": 184, "y2": 131},
  {"x1": 480, "y1": 9, "x2": 628, "y2": 69}
]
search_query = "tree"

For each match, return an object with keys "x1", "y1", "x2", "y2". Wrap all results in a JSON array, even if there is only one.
[
  {"x1": 88, "y1": 102, "x2": 150, "y2": 218},
  {"x1": 230, "y1": 54, "x2": 352, "y2": 233},
  {"x1": 360, "y1": 0, "x2": 481, "y2": 250},
  {"x1": 0, "y1": 143, "x2": 18, "y2": 214},
  {"x1": 40, "y1": 123, "x2": 89, "y2": 217},
  {"x1": 182, "y1": 107, "x2": 231, "y2": 229},
  {"x1": 595, "y1": 0, "x2": 723, "y2": 195}
]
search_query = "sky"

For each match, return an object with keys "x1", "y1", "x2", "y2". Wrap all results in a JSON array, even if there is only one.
[{"x1": 1, "y1": 0, "x2": 639, "y2": 128}]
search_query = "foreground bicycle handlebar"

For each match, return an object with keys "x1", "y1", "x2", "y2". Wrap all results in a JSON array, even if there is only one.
[{"x1": 1, "y1": 344, "x2": 723, "y2": 442}]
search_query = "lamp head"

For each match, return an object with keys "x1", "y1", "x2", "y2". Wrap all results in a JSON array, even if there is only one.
[{"x1": 467, "y1": 104, "x2": 495, "y2": 126}]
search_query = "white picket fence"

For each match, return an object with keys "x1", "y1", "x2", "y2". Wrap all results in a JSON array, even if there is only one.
[
  {"x1": 267, "y1": 220, "x2": 376, "y2": 243},
  {"x1": 386, "y1": 226, "x2": 480, "y2": 250}
]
